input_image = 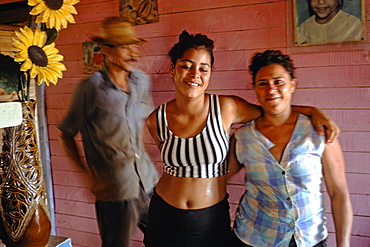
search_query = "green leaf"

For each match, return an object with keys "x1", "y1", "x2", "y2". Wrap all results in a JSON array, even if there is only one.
[
  {"x1": 0, "y1": 54, "x2": 25, "y2": 95},
  {"x1": 41, "y1": 24, "x2": 59, "y2": 45}
]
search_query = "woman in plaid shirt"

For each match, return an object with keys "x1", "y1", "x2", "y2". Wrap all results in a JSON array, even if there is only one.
[{"x1": 229, "y1": 50, "x2": 353, "y2": 247}]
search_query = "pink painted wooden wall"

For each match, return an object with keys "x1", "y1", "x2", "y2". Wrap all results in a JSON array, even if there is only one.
[{"x1": 46, "y1": 0, "x2": 370, "y2": 246}]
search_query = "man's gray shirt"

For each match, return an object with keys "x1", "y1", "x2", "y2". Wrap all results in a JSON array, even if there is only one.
[{"x1": 58, "y1": 69, "x2": 158, "y2": 201}]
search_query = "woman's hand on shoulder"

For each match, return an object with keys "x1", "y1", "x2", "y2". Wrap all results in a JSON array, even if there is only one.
[{"x1": 309, "y1": 107, "x2": 340, "y2": 143}]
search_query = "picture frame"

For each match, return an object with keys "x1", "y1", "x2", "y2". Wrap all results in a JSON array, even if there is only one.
[
  {"x1": 82, "y1": 42, "x2": 104, "y2": 74},
  {"x1": 119, "y1": 0, "x2": 158, "y2": 25},
  {"x1": 294, "y1": 0, "x2": 365, "y2": 46}
]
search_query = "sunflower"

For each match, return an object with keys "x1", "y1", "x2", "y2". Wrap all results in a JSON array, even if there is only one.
[
  {"x1": 13, "y1": 26, "x2": 66, "y2": 86},
  {"x1": 29, "y1": 0, "x2": 79, "y2": 31}
]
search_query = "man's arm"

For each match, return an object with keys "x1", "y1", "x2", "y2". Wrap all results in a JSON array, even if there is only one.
[
  {"x1": 322, "y1": 139, "x2": 353, "y2": 247},
  {"x1": 292, "y1": 105, "x2": 340, "y2": 143},
  {"x1": 58, "y1": 131, "x2": 89, "y2": 173}
]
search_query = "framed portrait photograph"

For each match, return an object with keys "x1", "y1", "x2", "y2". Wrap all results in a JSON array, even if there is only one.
[{"x1": 294, "y1": 0, "x2": 365, "y2": 45}]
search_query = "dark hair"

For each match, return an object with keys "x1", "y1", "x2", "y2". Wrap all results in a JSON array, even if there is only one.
[
  {"x1": 168, "y1": 30, "x2": 215, "y2": 66},
  {"x1": 249, "y1": 50, "x2": 295, "y2": 83}
]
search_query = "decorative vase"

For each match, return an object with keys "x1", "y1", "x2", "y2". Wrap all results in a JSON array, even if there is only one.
[{"x1": 0, "y1": 101, "x2": 51, "y2": 247}]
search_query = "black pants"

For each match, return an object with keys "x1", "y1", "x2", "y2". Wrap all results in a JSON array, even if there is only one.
[
  {"x1": 95, "y1": 187, "x2": 151, "y2": 247},
  {"x1": 144, "y1": 190, "x2": 233, "y2": 247}
]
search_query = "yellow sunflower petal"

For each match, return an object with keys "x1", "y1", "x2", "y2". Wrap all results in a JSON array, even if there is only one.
[
  {"x1": 61, "y1": 4, "x2": 77, "y2": 15},
  {"x1": 30, "y1": 1, "x2": 47, "y2": 15},
  {"x1": 65, "y1": 0, "x2": 80, "y2": 5},
  {"x1": 48, "y1": 62, "x2": 66, "y2": 72},
  {"x1": 33, "y1": 27, "x2": 41, "y2": 46},
  {"x1": 29, "y1": 64, "x2": 39, "y2": 78},
  {"x1": 35, "y1": 9, "x2": 51, "y2": 24},
  {"x1": 43, "y1": 44, "x2": 58, "y2": 56},
  {"x1": 47, "y1": 66, "x2": 63, "y2": 78},
  {"x1": 28, "y1": 0, "x2": 42, "y2": 6},
  {"x1": 59, "y1": 7, "x2": 76, "y2": 23},
  {"x1": 21, "y1": 58, "x2": 33, "y2": 71},
  {"x1": 13, "y1": 41, "x2": 27, "y2": 52},
  {"x1": 14, "y1": 30, "x2": 31, "y2": 47},
  {"x1": 41, "y1": 67, "x2": 54, "y2": 83},
  {"x1": 37, "y1": 74, "x2": 45, "y2": 85},
  {"x1": 47, "y1": 54, "x2": 64, "y2": 62},
  {"x1": 35, "y1": 28, "x2": 47, "y2": 47},
  {"x1": 49, "y1": 11, "x2": 58, "y2": 30},
  {"x1": 20, "y1": 27, "x2": 34, "y2": 45},
  {"x1": 56, "y1": 10, "x2": 68, "y2": 29}
]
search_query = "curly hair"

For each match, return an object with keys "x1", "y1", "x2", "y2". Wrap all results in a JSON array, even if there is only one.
[
  {"x1": 249, "y1": 50, "x2": 295, "y2": 83},
  {"x1": 168, "y1": 30, "x2": 215, "y2": 66}
]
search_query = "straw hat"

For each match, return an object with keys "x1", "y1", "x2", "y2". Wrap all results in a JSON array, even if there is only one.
[{"x1": 91, "y1": 16, "x2": 146, "y2": 46}]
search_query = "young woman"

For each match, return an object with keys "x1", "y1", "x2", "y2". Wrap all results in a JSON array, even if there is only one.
[
  {"x1": 144, "y1": 31, "x2": 339, "y2": 247},
  {"x1": 229, "y1": 50, "x2": 352, "y2": 247}
]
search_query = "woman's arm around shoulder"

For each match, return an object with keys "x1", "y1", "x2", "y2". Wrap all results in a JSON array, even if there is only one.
[
  {"x1": 322, "y1": 139, "x2": 353, "y2": 247},
  {"x1": 218, "y1": 95, "x2": 261, "y2": 130},
  {"x1": 226, "y1": 134, "x2": 244, "y2": 181},
  {"x1": 292, "y1": 105, "x2": 340, "y2": 143},
  {"x1": 146, "y1": 109, "x2": 161, "y2": 148}
]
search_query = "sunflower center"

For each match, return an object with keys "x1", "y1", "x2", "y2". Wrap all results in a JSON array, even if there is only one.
[
  {"x1": 28, "y1": 46, "x2": 48, "y2": 67},
  {"x1": 45, "y1": 0, "x2": 63, "y2": 10}
]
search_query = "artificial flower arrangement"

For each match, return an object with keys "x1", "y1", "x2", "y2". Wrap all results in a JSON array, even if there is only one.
[{"x1": 0, "y1": 0, "x2": 79, "y2": 100}]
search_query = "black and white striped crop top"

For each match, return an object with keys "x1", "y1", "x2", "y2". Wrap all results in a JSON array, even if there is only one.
[{"x1": 156, "y1": 94, "x2": 229, "y2": 178}]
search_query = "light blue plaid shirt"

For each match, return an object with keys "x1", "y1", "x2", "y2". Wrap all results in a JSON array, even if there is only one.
[{"x1": 234, "y1": 114, "x2": 328, "y2": 247}]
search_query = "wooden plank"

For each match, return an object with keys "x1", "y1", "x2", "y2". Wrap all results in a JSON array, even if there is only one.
[
  {"x1": 324, "y1": 110, "x2": 370, "y2": 132},
  {"x1": 343, "y1": 152, "x2": 370, "y2": 174},
  {"x1": 140, "y1": 27, "x2": 287, "y2": 57},
  {"x1": 346, "y1": 173, "x2": 370, "y2": 195},
  {"x1": 46, "y1": 109, "x2": 68, "y2": 125},
  {"x1": 56, "y1": 21, "x2": 101, "y2": 45},
  {"x1": 55, "y1": 214, "x2": 99, "y2": 234},
  {"x1": 45, "y1": 77, "x2": 84, "y2": 95},
  {"x1": 323, "y1": 193, "x2": 370, "y2": 217},
  {"x1": 292, "y1": 88, "x2": 370, "y2": 109},
  {"x1": 73, "y1": 0, "x2": 119, "y2": 24},
  {"x1": 293, "y1": 51, "x2": 370, "y2": 67},
  {"x1": 57, "y1": 227, "x2": 101, "y2": 247},
  {"x1": 326, "y1": 214, "x2": 370, "y2": 237},
  {"x1": 135, "y1": 2, "x2": 287, "y2": 37},
  {"x1": 51, "y1": 155, "x2": 85, "y2": 173},
  {"x1": 158, "y1": 0, "x2": 281, "y2": 14},
  {"x1": 339, "y1": 132, "x2": 370, "y2": 152},
  {"x1": 58, "y1": 43, "x2": 84, "y2": 62},
  {"x1": 52, "y1": 170, "x2": 93, "y2": 188},
  {"x1": 296, "y1": 65, "x2": 370, "y2": 88},
  {"x1": 53, "y1": 185, "x2": 95, "y2": 203},
  {"x1": 226, "y1": 184, "x2": 245, "y2": 204},
  {"x1": 49, "y1": 139, "x2": 69, "y2": 156},
  {"x1": 55, "y1": 199, "x2": 96, "y2": 218},
  {"x1": 46, "y1": 93, "x2": 73, "y2": 109}
]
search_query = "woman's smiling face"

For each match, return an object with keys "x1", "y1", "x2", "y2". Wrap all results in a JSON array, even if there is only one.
[
  {"x1": 310, "y1": 0, "x2": 341, "y2": 24},
  {"x1": 170, "y1": 47, "x2": 212, "y2": 100}
]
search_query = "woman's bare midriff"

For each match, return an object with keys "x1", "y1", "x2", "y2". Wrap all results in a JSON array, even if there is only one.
[{"x1": 155, "y1": 172, "x2": 227, "y2": 210}]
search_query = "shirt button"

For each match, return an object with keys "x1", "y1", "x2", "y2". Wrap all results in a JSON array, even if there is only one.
[
  {"x1": 135, "y1": 153, "x2": 140, "y2": 158},
  {"x1": 286, "y1": 197, "x2": 291, "y2": 201},
  {"x1": 282, "y1": 171, "x2": 286, "y2": 175}
]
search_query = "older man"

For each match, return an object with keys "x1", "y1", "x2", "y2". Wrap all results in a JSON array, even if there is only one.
[{"x1": 58, "y1": 16, "x2": 158, "y2": 247}]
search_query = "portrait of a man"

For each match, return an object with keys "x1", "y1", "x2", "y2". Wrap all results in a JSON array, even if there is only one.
[{"x1": 295, "y1": 0, "x2": 365, "y2": 45}]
